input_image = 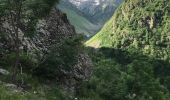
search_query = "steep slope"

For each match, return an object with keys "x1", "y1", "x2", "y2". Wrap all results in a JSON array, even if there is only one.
[
  {"x1": 0, "y1": 8, "x2": 75, "y2": 55},
  {"x1": 0, "y1": 7, "x2": 92, "y2": 98},
  {"x1": 86, "y1": 0, "x2": 170, "y2": 60},
  {"x1": 58, "y1": 4, "x2": 101, "y2": 37},
  {"x1": 81, "y1": 1, "x2": 170, "y2": 99},
  {"x1": 58, "y1": 0, "x2": 123, "y2": 37},
  {"x1": 66, "y1": 0, "x2": 123, "y2": 24}
]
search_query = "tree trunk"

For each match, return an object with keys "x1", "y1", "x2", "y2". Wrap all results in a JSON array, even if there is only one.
[
  {"x1": 12, "y1": 23, "x2": 20, "y2": 83},
  {"x1": 10, "y1": 0, "x2": 22, "y2": 83},
  {"x1": 12, "y1": 35, "x2": 20, "y2": 82}
]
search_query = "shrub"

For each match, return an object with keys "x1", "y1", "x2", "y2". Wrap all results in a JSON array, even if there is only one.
[{"x1": 34, "y1": 35, "x2": 84, "y2": 79}]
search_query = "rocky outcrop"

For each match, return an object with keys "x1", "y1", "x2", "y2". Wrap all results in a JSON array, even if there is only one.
[
  {"x1": 60, "y1": 53, "x2": 93, "y2": 98},
  {"x1": 0, "y1": 8, "x2": 76, "y2": 55},
  {"x1": 0, "y1": 7, "x2": 93, "y2": 98}
]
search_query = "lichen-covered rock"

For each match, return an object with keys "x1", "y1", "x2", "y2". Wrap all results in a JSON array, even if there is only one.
[{"x1": 0, "y1": 8, "x2": 76, "y2": 56}]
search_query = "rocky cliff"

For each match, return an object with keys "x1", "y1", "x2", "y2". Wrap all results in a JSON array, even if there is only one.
[
  {"x1": 0, "y1": 8, "x2": 75, "y2": 55},
  {"x1": 0, "y1": 8, "x2": 92, "y2": 97}
]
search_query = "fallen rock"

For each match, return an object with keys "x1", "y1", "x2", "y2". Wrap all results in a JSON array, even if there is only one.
[
  {"x1": 0, "y1": 68, "x2": 9, "y2": 75},
  {"x1": 5, "y1": 83, "x2": 23, "y2": 93}
]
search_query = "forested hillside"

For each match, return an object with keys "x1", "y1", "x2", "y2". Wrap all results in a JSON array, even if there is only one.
[
  {"x1": 87, "y1": 0, "x2": 170, "y2": 59},
  {"x1": 83, "y1": 0, "x2": 170, "y2": 100}
]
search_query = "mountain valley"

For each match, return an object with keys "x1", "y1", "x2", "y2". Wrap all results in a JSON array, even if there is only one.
[
  {"x1": 58, "y1": 0, "x2": 123, "y2": 37},
  {"x1": 0, "y1": 0, "x2": 170, "y2": 100}
]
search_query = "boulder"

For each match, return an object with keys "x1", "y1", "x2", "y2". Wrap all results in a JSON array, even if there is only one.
[{"x1": 0, "y1": 68, "x2": 9, "y2": 75}]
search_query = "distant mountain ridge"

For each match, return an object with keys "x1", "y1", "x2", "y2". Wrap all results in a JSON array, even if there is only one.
[
  {"x1": 58, "y1": 0, "x2": 123, "y2": 37},
  {"x1": 68, "y1": 0, "x2": 123, "y2": 24}
]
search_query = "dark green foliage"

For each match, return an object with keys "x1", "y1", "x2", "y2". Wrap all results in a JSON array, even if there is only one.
[
  {"x1": 0, "y1": 0, "x2": 60, "y2": 37},
  {"x1": 34, "y1": 35, "x2": 84, "y2": 79},
  {"x1": 45, "y1": 87, "x2": 70, "y2": 100},
  {"x1": 84, "y1": 1, "x2": 170, "y2": 99},
  {"x1": 1, "y1": 53, "x2": 36, "y2": 72},
  {"x1": 87, "y1": 0, "x2": 170, "y2": 60},
  {"x1": 26, "y1": 0, "x2": 59, "y2": 18},
  {"x1": 78, "y1": 48, "x2": 170, "y2": 100},
  {"x1": 0, "y1": 82, "x2": 70, "y2": 100}
]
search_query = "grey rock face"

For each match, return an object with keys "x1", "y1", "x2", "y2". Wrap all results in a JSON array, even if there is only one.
[
  {"x1": 0, "y1": 8, "x2": 75, "y2": 55},
  {"x1": 31, "y1": 8, "x2": 76, "y2": 55},
  {"x1": 0, "y1": 8, "x2": 93, "y2": 97},
  {"x1": 73, "y1": 53, "x2": 93, "y2": 80}
]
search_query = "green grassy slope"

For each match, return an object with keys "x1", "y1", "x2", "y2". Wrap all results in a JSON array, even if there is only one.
[
  {"x1": 86, "y1": 0, "x2": 170, "y2": 59},
  {"x1": 58, "y1": 5, "x2": 101, "y2": 37},
  {"x1": 85, "y1": 16, "x2": 115, "y2": 48},
  {"x1": 0, "y1": 82, "x2": 70, "y2": 100}
]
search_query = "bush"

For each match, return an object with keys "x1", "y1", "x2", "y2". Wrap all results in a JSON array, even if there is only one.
[
  {"x1": 78, "y1": 48, "x2": 170, "y2": 100},
  {"x1": 34, "y1": 35, "x2": 84, "y2": 79}
]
